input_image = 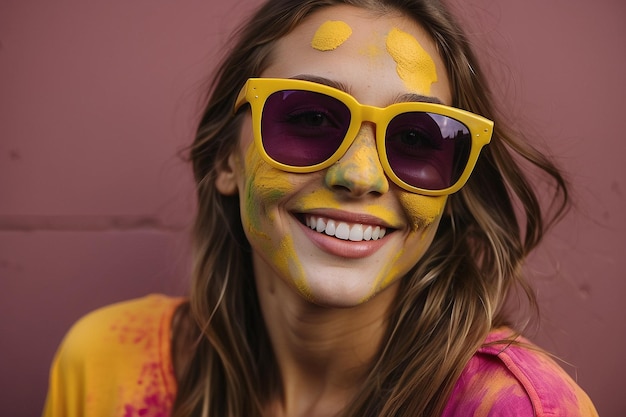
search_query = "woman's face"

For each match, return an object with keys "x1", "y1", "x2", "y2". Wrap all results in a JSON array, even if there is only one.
[{"x1": 216, "y1": 5, "x2": 452, "y2": 308}]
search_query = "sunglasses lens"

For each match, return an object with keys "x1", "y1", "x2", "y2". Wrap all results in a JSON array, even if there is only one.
[
  {"x1": 261, "y1": 90, "x2": 351, "y2": 166},
  {"x1": 385, "y1": 112, "x2": 471, "y2": 190}
]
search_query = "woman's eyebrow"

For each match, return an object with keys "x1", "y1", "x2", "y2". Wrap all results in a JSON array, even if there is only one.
[
  {"x1": 394, "y1": 92, "x2": 443, "y2": 105},
  {"x1": 290, "y1": 74, "x2": 443, "y2": 105},
  {"x1": 290, "y1": 74, "x2": 351, "y2": 93}
]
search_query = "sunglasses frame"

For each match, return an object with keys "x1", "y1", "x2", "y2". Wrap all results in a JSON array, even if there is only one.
[{"x1": 234, "y1": 78, "x2": 493, "y2": 196}]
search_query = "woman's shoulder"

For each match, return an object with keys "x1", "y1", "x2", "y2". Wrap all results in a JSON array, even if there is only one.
[
  {"x1": 442, "y1": 328, "x2": 599, "y2": 417},
  {"x1": 61, "y1": 294, "x2": 185, "y2": 350},
  {"x1": 43, "y1": 294, "x2": 186, "y2": 416}
]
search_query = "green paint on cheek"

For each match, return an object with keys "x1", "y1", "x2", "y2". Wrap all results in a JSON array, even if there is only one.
[
  {"x1": 311, "y1": 20, "x2": 353, "y2": 51},
  {"x1": 385, "y1": 27, "x2": 438, "y2": 94},
  {"x1": 244, "y1": 178, "x2": 260, "y2": 230},
  {"x1": 243, "y1": 144, "x2": 294, "y2": 232},
  {"x1": 241, "y1": 146, "x2": 311, "y2": 299}
]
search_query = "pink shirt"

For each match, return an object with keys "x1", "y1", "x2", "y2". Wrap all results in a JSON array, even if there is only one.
[{"x1": 442, "y1": 329, "x2": 598, "y2": 416}]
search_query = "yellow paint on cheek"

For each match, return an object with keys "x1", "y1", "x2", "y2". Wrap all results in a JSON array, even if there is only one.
[
  {"x1": 363, "y1": 205, "x2": 398, "y2": 223},
  {"x1": 272, "y1": 235, "x2": 313, "y2": 300},
  {"x1": 298, "y1": 189, "x2": 342, "y2": 211},
  {"x1": 311, "y1": 20, "x2": 353, "y2": 51},
  {"x1": 242, "y1": 146, "x2": 313, "y2": 300},
  {"x1": 298, "y1": 190, "x2": 402, "y2": 230},
  {"x1": 245, "y1": 145, "x2": 295, "y2": 189},
  {"x1": 367, "y1": 195, "x2": 446, "y2": 295},
  {"x1": 243, "y1": 144, "x2": 296, "y2": 235},
  {"x1": 245, "y1": 145, "x2": 295, "y2": 204},
  {"x1": 377, "y1": 250, "x2": 406, "y2": 290},
  {"x1": 385, "y1": 28, "x2": 438, "y2": 94},
  {"x1": 398, "y1": 192, "x2": 446, "y2": 231}
]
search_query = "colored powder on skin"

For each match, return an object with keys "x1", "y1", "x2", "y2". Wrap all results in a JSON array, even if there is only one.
[
  {"x1": 243, "y1": 144, "x2": 295, "y2": 232},
  {"x1": 311, "y1": 20, "x2": 353, "y2": 51},
  {"x1": 397, "y1": 192, "x2": 446, "y2": 231},
  {"x1": 325, "y1": 160, "x2": 389, "y2": 195},
  {"x1": 369, "y1": 194, "x2": 445, "y2": 294},
  {"x1": 358, "y1": 31, "x2": 384, "y2": 64},
  {"x1": 385, "y1": 27, "x2": 438, "y2": 94},
  {"x1": 359, "y1": 43, "x2": 382, "y2": 59},
  {"x1": 273, "y1": 235, "x2": 313, "y2": 301},
  {"x1": 363, "y1": 205, "x2": 397, "y2": 223},
  {"x1": 298, "y1": 189, "x2": 402, "y2": 229},
  {"x1": 298, "y1": 189, "x2": 342, "y2": 211},
  {"x1": 358, "y1": 249, "x2": 404, "y2": 303},
  {"x1": 324, "y1": 131, "x2": 389, "y2": 194},
  {"x1": 242, "y1": 145, "x2": 311, "y2": 299}
]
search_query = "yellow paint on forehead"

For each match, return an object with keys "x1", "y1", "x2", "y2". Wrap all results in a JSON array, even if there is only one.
[
  {"x1": 359, "y1": 43, "x2": 382, "y2": 58},
  {"x1": 385, "y1": 27, "x2": 438, "y2": 94},
  {"x1": 311, "y1": 20, "x2": 353, "y2": 51}
]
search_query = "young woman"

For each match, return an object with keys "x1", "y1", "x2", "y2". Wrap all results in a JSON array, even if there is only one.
[{"x1": 43, "y1": 0, "x2": 599, "y2": 416}]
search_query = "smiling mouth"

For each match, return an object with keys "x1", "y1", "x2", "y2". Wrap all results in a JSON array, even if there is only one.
[{"x1": 303, "y1": 214, "x2": 389, "y2": 242}]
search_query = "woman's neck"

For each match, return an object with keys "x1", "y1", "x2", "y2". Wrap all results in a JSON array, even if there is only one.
[{"x1": 254, "y1": 263, "x2": 399, "y2": 417}]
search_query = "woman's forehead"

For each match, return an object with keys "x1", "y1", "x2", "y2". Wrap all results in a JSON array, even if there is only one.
[{"x1": 264, "y1": 5, "x2": 451, "y2": 104}]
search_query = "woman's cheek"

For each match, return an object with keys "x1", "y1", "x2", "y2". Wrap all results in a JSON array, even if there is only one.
[
  {"x1": 397, "y1": 192, "x2": 447, "y2": 231},
  {"x1": 372, "y1": 193, "x2": 446, "y2": 289},
  {"x1": 242, "y1": 144, "x2": 295, "y2": 235},
  {"x1": 272, "y1": 235, "x2": 313, "y2": 300},
  {"x1": 240, "y1": 145, "x2": 313, "y2": 299}
]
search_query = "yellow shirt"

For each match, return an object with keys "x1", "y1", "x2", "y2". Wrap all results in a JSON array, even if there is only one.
[{"x1": 42, "y1": 294, "x2": 183, "y2": 417}]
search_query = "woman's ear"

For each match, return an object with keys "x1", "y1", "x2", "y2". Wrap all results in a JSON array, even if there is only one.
[{"x1": 215, "y1": 152, "x2": 239, "y2": 196}]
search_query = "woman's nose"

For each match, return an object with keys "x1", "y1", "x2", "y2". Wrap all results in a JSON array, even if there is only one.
[{"x1": 324, "y1": 125, "x2": 390, "y2": 197}]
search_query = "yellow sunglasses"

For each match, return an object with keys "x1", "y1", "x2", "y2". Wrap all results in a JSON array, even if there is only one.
[{"x1": 234, "y1": 78, "x2": 493, "y2": 196}]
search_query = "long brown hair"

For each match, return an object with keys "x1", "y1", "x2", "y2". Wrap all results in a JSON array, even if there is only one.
[{"x1": 171, "y1": 0, "x2": 569, "y2": 416}]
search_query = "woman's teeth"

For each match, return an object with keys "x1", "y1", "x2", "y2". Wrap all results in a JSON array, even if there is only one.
[{"x1": 305, "y1": 215, "x2": 387, "y2": 242}]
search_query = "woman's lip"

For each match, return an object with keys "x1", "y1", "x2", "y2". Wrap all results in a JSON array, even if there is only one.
[
  {"x1": 292, "y1": 212, "x2": 395, "y2": 259},
  {"x1": 294, "y1": 208, "x2": 398, "y2": 229},
  {"x1": 304, "y1": 214, "x2": 388, "y2": 241}
]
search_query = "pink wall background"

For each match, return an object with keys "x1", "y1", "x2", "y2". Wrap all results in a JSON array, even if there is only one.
[{"x1": 1, "y1": 1, "x2": 624, "y2": 416}]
